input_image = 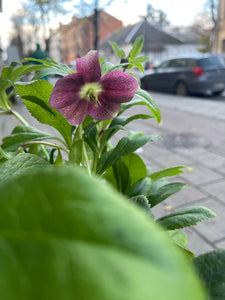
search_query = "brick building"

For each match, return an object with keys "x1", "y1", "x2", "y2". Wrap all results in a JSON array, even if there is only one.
[{"x1": 59, "y1": 10, "x2": 123, "y2": 64}]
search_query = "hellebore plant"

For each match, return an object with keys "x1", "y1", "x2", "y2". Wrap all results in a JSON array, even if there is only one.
[{"x1": 0, "y1": 35, "x2": 224, "y2": 299}]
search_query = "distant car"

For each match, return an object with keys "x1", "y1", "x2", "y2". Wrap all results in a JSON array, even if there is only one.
[{"x1": 140, "y1": 55, "x2": 225, "y2": 96}]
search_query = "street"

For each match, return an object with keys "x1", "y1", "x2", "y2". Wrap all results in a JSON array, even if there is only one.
[{"x1": 1, "y1": 90, "x2": 225, "y2": 256}]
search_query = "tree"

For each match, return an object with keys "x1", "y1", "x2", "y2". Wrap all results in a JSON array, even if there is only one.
[
  {"x1": 74, "y1": 0, "x2": 115, "y2": 50},
  {"x1": 146, "y1": 3, "x2": 170, "y2": 28},
  {"x1": 23, "y1": 0, "x2": 70, "y2": 47}
]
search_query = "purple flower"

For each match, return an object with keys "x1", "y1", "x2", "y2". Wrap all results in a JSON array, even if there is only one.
[{"x1": 49, "y1": 51, "x2": 139, "y2": 125}]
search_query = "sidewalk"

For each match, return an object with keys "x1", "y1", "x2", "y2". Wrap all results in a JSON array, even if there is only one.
[
  {"x1": 1, "y1": 92, "x2": 225, "y2": 257},
  {"x1": 126, "y1": 94, "x2": 225, "y2": 256}
]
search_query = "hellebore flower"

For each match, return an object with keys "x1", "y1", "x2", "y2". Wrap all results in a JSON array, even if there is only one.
[{"x1": 49, "y1": 51, "x2": 139, "y2": 125}]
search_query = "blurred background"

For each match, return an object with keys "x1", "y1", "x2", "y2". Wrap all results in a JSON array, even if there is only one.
[{"x1": 0, "y1": 0, "x2": 222, "y2": 68}]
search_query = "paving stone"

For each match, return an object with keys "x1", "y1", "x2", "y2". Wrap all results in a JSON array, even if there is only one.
[
  {"x1": 215, "y1": 239, "x2": 225, "y2": 249},
  {"x1": 203, "y1": 180, "x2": 225, "y2": 204},
  {"x1": 153, "y1": 152, "x2": 192, "y2": 169},
  {"x1": 195, "y1": 152, "x2": 225, "y2": 169},
  {"x1": 179, "y1": 164, "x2": 224, "y2": 186},
  {"x1": 151, "y1": 203, "x2": 174, "y2": 219},
  {"x1": 143, "y1": 143, "x2": 173, "y2": 158},
  {"x1": 193, "y1": 198, "x2": 225, "y2": 243},
  {"x1": 165, "y1": 185, "x2": 206, "y2": 208},
  {"x1": 183, "y1": 228, "x2": 214, "y2": 256},
  {"x1": 174, "y1": 147, "x2": 210, "y2": 157}
]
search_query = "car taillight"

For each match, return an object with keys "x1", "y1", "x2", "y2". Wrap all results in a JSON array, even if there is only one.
[{"x1": 193, "y1": 66, "x2": 205, "y2": 77}]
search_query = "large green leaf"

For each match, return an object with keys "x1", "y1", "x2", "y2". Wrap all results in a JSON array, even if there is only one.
[
  {"x1": 148, "y1": 182, "x2": 187, "y2": 207},
  {"x1": 193, "y1": 249, "x2": 225, "y2": 300},
  {"x1": 1, "y1": 126, "x2": 63, "y2": 152},
  {"x1": 150, "y1": 166, "x2": 186, "y2": 182},
  {"x1": 0, "y1": 166, "x2": 206, "y2": 299},
  {"x1": 157, "y1": 206, "x2": 216, "y2": 230},
  {"x1": 128, "y1": 35, "x2": 144, "y2": 59},
  {"x1": 122, "y1": 153, "x2": 147, "y2": 186},
  {"x1": 97, "y1": 135, "x2": 156, "y2": 174},
  {"x1": 120, "y1": 89, "x2": 161, "y2": 123},
  {"x1": 15, "y1": 81, "x2": 72, "y2": 147},
  {"x1": 0, "y1": 153, "x2": 49, "y2": 182}
]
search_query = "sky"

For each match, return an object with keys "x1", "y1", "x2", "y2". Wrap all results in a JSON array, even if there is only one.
[{"x1": 0, "y1": 0, "x2": 206, "y2": 48}]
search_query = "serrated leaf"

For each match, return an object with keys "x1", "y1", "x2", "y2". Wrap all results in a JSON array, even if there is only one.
[
  {"x1": 148, "y1": 182, "x2": 187, "y2": 207},
  {"x1": 1, "y1": 126, "x2": 63, "y2": 152},
  {"x1": 128, "y1": 35, "x2": 144, "y2": 59},
  {"x1": 0, "y1": 153, "x2": 49, "y2": 182},
  {"x1": 129, "y1": 195, "x2": 153, "y2": 218},
  {"x1": 150, "y1": 166, "x2": 186, "y2": 182},
  {"x1": 109, "y1": 41, "x2": 125, "y2": 59},
  {"x1": 15, "y1": 81, "x2": 72, "y2": 147},
  {"x1": 193, "y1": 249, "x2": 225, "y2": 299},
  {"x1": 157, "y1": 206, "x2": 216, "y2": 230},
  {"x1": 129, "y1": 177, "x2": 152, "y2": 197},
  {"x1": 0, "y1": 166, "x2": 206, "y2": 299},
  {"x1": 97, "y1": 135, "x2": 156, "y2": 175}
]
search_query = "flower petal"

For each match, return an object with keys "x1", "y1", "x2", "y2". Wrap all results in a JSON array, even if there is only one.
[
  {"x1": 57, "y1": 99, "x2": 90, "y2": 126},
  {"x1": 100, "y1": 70, "x2": 139, "y2": 103},
  {"x1": 50, "y1": 73, "x2": 84, "y2": 109},
  {"x1": 76, "y1": 51, "x2": 101, "y2": 83},
  {"x1": 88, "y1": 95, "x2": 121, "y2": 120}
]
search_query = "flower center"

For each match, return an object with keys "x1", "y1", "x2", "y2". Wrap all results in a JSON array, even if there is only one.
[{"x1": 80, "y1": 82, "x2": 102, "y2": 106}]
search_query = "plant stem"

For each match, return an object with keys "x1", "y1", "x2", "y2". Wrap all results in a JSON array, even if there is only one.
[
  {"x1": 11, "y1": 110, "x2": 29, "y2": 126},
  {"x1": 78, "y1": 125, "x2": 91, "y2": 176},
  {"x1": 21, "y1": 141, "x2": 69, "y2": 154}
]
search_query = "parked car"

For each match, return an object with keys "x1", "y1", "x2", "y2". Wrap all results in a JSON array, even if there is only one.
[{"x1": 140, "y1": 54, "x2": 225, "y2": 96}]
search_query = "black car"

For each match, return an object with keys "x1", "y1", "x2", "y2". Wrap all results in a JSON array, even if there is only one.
[{"x1": 140, "y1": 55, "x2": 225, "y2": 96}]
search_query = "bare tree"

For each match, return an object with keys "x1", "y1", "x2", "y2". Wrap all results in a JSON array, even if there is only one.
[
  {"x1": 146, "y1": 3, "x2": 170, "y2": 28},
  {"x1": 74, "y1": 0, "x2": 115, "y2": 50},
  {"x1": 23, "y1": 0, "x2": 70, "y2": 46}
]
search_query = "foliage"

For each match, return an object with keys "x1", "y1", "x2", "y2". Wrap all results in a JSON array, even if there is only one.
[{"x1": 0, "y1": 36, "x2": 223, "y2": 299}]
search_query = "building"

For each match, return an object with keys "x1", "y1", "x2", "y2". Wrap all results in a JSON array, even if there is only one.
[
  {"x1": 59, "y1": 10, "x2": 123, "y2": 64},
  {"x1": 100, "y1": 19, "x2": 184, "y2": 65}
]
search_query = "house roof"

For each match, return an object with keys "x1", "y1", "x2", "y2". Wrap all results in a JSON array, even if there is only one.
[{"x1": 100, "y1": 19, "x2": 183, "y2": 52}]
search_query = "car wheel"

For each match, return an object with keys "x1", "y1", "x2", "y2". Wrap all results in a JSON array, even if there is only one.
[
  {"x1": 213, "y1": 90, "x2": 224, "y2": 96},
  {"x1": 175, "y1": 82, "x2": 188, "y2": 96}
]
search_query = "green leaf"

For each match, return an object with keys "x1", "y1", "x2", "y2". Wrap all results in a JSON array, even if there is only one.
[
  {"x1": 0, "y1": 166, "x2": 206, "y2": 299},
  {"x1": 135, "y1": 89, "x2": 161, "y2": 123},
  {"x1": 129, "y1": 195, "x2": 153, "y2": 218},
  {"x1": 55, "y1": 149, "x2": 63, "y2": 165},
  {"x1": 15, "y1": 81, "x2": 72, "y2": 147},
  {"x1": 1, "y1": 126, "x2": 63, "y2": 152},
  {"x1": 157, "y1": 206, "x2": 216, "y2": 230},
  {"x1": 112, "y1": 160, "x2": 130, "y2": 193},
  {"x1": 148, "y1": 182, "x2": 187, "y2": 207},
  {"x1": 68, "y1": 139, "x2": 83, "y2": 164},
  {"x1": 109, "y1": 41, "x2": 125, "y2": 59},
  {"x1": 150, "y1": 166, "x2": 186, "y2": 182},
  {"x1": 128, "y1": 35, "x2": 144, "y2": 59},
  {"x1": 122, "y1": 153, "x2": 147, "y2": 186},
  {"x1": 168, "y1": 229, "x2": 188, "y2": 247},
  {"x1": 110, "y1": 114, "x2": 153, "y2": 128},
  {"x1": 129, "y1": 177, "x2": 152, "y2": 197},
  {"x1": 97, "y1": 135, "x2": 156, "y2": 175},
  {"x1": 0, "y1": 153, "x2": 49, "y2": 183},
  {"x1": 193, "y1": 249, "x2": 225, "y2": 300}
]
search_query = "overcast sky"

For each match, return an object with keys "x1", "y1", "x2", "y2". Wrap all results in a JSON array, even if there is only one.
[{"x1": 0, "y1": 0, "x2": 206, "y2": 47}]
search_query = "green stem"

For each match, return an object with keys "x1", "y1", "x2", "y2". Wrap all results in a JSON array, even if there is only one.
[
  {"x1": 78, "y1": 125, "x2": 91, "y2": 176},
  {"x1": 11, "y1": 110, "x2": 29, "y2": 126},
  {"x1": 21, "y1": 141, "x2": 69, "y2": 157}
]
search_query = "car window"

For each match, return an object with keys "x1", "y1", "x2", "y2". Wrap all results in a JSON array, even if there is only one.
[
  {"x1": 158, "y1": 61, "x2": 171, "y2": 69},
  {"x1": 168, "y1": 59, "x2": 187, "y2": 68},
  {"x1": 198, "y1": 56, "x2": 225, "y2": 67}
]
